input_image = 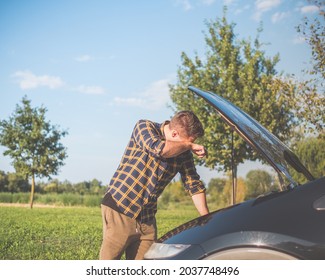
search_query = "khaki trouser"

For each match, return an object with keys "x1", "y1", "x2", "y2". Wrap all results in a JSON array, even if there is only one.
[{"x1": 99, "y1": 204, "x2": 157, "y2": 260}]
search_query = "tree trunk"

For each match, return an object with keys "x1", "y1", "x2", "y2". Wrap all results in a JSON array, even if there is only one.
[
  {"x1": 231, "y1": 165, "x2": 237, "y2": 205},
  {"x1": 29, "y1": 173, "x2": 35, "y2": 209}
]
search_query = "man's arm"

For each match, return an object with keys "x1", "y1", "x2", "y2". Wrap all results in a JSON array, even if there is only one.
[
  {"x1": 161, "y1": 141, "x2": 207, "y2": 158},
  {"x1": 192, "y1": 192, "x2": 209, "y2": 216},
  {"x1": 160, "y1": 140, "x2": 192, "y2": 158}
]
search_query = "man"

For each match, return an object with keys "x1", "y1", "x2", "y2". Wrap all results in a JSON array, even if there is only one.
[{"x1": 99, "y1": 111, "x2": 209, "y2": 260}]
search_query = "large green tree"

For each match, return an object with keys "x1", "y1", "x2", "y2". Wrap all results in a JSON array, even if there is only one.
[
  {"x1": 0, "y1": 96, "x2": 68, "y2": 208},
  {"x1": 170, "y1": 11, "x2": 296, "y2": 204}
]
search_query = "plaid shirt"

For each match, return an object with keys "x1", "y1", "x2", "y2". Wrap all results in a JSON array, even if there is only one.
[{"x1": 103, "y1": 119, "x2": 206, "y2": 222}]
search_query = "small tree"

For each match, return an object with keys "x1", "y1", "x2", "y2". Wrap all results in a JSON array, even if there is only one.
[
  {"x1": 0, "y1": 170, "x2": 9, "y2": 192},
  {"x1": 0, "y1": 96, "x2": 68, "y2": 208},
  {"x1": 7, "y1": 172, "x2": 30, "y2": 193},
  {"x1": 159, "y1": 180, "x2": 190, "y2": 207},
  {"x1": 245, "y1": 169, "x2": 276, "y2": 200},
  {"x1": 290, "y1": 134, "x2": 325, "y2": 183}
]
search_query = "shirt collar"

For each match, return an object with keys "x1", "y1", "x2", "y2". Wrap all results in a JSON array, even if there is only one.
[{"x1": 160, "y1": 121, "x2": 170, "y2": 141}]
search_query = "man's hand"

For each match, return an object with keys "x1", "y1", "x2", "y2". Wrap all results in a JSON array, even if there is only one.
[{"x1": 190, "y1": 143, "x2": 208, "y2": 158}]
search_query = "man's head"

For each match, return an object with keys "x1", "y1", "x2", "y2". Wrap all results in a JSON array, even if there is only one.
[{"x1": 168, "y1": 111, "x2": 204, "y2": 142}]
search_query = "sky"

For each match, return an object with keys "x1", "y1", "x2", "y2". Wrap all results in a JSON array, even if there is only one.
[{"x1": 0, "y1": 0, "x2": 320, "y2": 185}]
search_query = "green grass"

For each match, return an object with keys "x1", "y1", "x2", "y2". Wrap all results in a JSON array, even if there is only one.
[{"x1": 0, "y1": 204, "x2": 198, "y2": 260}]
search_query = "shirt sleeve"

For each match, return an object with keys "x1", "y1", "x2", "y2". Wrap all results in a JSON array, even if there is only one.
[
  {"x1": 132, "y1": 120, "x2": 165, "y2": 158},
  {"x1": 179, "y1": 151, "x2": 206, "y2": 196}
]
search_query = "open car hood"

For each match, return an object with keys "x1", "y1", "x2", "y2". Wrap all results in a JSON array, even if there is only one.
[{"x1": 188, "y1": 86, "x2": 314, "y2": 188}]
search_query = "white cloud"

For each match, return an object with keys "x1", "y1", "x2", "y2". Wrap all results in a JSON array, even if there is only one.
[
  {"x1": 74, "y1": 55, "x2": 93, "y2": 62},
  {"x1": 300, "y1": 5, "x2": 319, "y2": 14},
  {"x1": 75, "y1": 85, "x2": 106, "y2": 95},
  {"x1": 174, "y1": 0, "x2": 193, "y2": 11},
  {"x1": 12, "y1": 70, "x2": 64, "y2": 90},
  {"x1": 255, "y1": 0, "x2": 281, "y2": 12},
  {"x1": 293, "y1": 35, "x2": 306, "y2": 45},
  {"x1": 200, "y1": 0, "x2": 216, "y2": 6},
  {"x1": 253, "y1": 0, "x2": 282, "y2": 21},
  {"x1": 223, "y1": 0, "x2": 235, "y2": 5},
  {"x1": 114, "y1": 97, "x2": 146, "y2": 107},
  {"x1": 12, "y1": 70, "x2": 106, "y2": 95},
  {"x1": 271, "y1": 11, "x2": 290, "y2": 23},
  {"x1": 112, "y1": 77, "x2": 174, "y2": 110},
  {"x1": 234, "y1": 4, "x2": 250, "y2": 15},
  {"x1": 74, "y1": 54, "x2": 116, "y2": 62},
  {"x1": 173, "y1": 0, "x2": 217, "y2": 11}
]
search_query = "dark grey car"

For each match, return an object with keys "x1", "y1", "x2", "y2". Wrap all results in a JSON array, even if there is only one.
[{"x1": 144, "y1": 86, "x2": 325, "y2": 260}]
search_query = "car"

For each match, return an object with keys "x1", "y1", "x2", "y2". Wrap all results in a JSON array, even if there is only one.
[{"x1": 144, "y1": 86, "x2": 325, "y2": 260}]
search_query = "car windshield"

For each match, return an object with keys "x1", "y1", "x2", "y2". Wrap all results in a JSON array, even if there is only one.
[{"x1": 189, "y1": 86, "x2": 314, "y2": 189}]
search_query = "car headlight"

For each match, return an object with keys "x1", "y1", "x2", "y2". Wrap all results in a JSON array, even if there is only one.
[{"x1": 144, "y1": 243, "x2": 191, "y2": 259}]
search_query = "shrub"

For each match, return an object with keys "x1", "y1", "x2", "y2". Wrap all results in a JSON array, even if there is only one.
[
  {"x1": 83, "y1": 195, "x2": 101, "y2": 207},
  {"x1": 0, "y1": 192, "x2": 12, "y2": 203}
]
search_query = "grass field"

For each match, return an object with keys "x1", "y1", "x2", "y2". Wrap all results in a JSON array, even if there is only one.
[{"x1": 0, "y1": 204, "x2": 198, "y2": 260}]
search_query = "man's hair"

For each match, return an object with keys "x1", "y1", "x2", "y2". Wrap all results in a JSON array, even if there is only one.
[{"x1": 170, "y1": 111, "x2": 204, "y2": 139}]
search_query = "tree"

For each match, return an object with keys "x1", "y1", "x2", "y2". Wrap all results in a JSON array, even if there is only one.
[
  {"x1": 43, "y1": 179, "x2": 60, "y2": 193},
  {"x1": 0, "y1": 96, "x2": 68, "y2": 208},
  {"x1": 7, "y1": 172, "x2": 30, "y2": 193},
  {"x1": 295, "y1": 0, "x2": 324, "y2": 134},
  {"x1": 221, "y1": 173, "x2": 246, "y2": 206},
  {"x1": 159, "y1": 180, "x2": 190, "y2": 207},
  {"x1": 207, "y1": 174, "x2": 246, "y2": 209},
  {"x1": 206, "y1": 177, "x2": 227, "y2": 208},
  {"x1": 89, "y1": 179, "x2": 105, "y2": 195},
  {"x1": 207, "y1": 178, "x2": 226, "y2": 197},
  {"x1": 245, "y1": 169, "x2": 276, "y2": 200},
  {"x1": 170, "y1": 10, "x2": 296, "y2": 204},
  {"x1": 0, "y1": 171, "x2": 9, "y2": 192},
  {"x1": 297, "y1": 0, "x2": 324, "y2": 81},
  {"x1": 0, "y1": 170, "x2": 30, "y2": 193},
  {"x1": 74, "y1": 181, "x2": 90, "y2": 195},
  {"x1": 290, "y1": 134, "x2": 325, "y2": 183}
]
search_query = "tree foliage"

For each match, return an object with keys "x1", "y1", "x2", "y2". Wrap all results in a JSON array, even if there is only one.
[
  {"x1": 0, "y1": 170, "x2": 30, "y2": 193},
  {"x1": 297, "y1": 0, "x2": 325, "y2": 80},
  {"x1": 295, "y1": 0, "x2": 324, "y2": 133},
  {"x1": 290, "y1": 134, "x2": 325, "y2": 183},
  {"x1": 245, "y1": 169, "x2": 277, "y2": 200},
  {"x1": 207, "y1": 177, "x2": 226, "y2": 196},
  {"x1": 159, "y1": 180, "x2": 190, "y2": 207},
  {"x1": 207, "y1": 174, "x2": 246, "y2": 209},
  {"x1": 0, "y1": 96, "x2": 68, "y2": 208},
  {"x1": 0, "y1": 169, "x2": 106, "y2": 196}
]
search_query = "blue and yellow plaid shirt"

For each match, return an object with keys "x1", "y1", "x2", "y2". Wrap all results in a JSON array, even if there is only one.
[{"x1": 103, "y1": 119, "x2": 206, "y2": 222}]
